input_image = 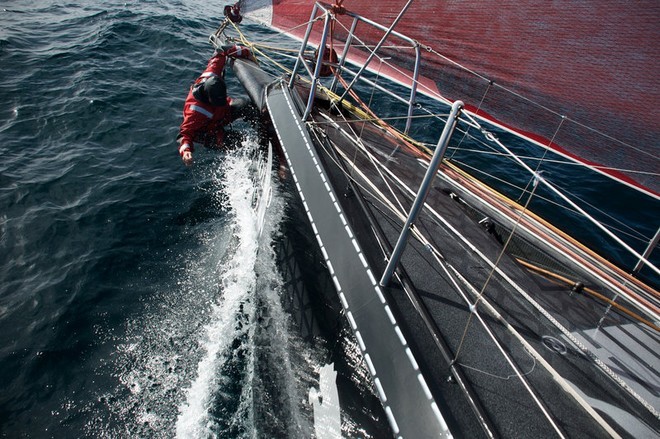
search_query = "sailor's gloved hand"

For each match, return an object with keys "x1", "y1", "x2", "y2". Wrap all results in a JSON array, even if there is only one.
[
  {"x1": 179, "y1": 143, "x2": 193, "y2": 166},
  {"x1": 221, "y1": 44, "x2": 252, "y2": 60},
  {"x1": 182, "y1": 150, "x2": 193, "y2": 166}
]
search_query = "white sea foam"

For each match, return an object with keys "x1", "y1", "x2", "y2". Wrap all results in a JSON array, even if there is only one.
[
  {"x1": 175, "y1": 142, "x2": 264, "y2": 438},
  {"x1": 90, "y1": 138, "x2": 325, "y2": 438}
]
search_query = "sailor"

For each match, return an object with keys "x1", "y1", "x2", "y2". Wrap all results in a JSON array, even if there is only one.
[{"x1": 177, "y1": 44, "x2": 253, "y2": 165}]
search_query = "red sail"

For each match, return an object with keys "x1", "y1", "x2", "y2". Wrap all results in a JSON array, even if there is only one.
[{"x1": 243, "y1": 1, "x2": 660, "y2": 197}]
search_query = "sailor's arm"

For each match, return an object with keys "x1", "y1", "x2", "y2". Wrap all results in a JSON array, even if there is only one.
[
  {"x1": 178, "y1": 115, "x2": 200, "y2": 166},
  {"x1": 203, "y1": 44, "x2": 251, "y2": 76},
  {"x1": 205, "y1": 51, "x2": 228, "y2": 75}
]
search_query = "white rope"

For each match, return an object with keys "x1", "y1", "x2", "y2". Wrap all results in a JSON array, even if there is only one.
[
  {"x1": 312, "y1": 111, "x2": 409, "y2": 217},
  {"x1": 325, "y1": 129, "x2": 578, "y2": 437},
  {"x1": 303, "y1": 104, "x2": 656, "y2": 430},
  {"x1": 462, "y1": 111, "x2": 660, "y2": 278}
]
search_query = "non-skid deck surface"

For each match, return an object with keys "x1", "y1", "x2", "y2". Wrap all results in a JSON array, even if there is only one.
[
  {"x1": 312, "y1": 108, "x2": 659, "y2": 438},
  {"x1": 266, "y1": 83, "x2": 452, "y2": 438}
]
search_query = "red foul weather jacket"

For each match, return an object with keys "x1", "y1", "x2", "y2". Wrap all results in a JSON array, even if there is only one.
[{"x1": 177, "y1": 45, "x2": 251, "y2": 156}]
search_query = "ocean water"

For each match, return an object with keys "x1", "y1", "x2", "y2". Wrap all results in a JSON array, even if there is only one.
[
  {"x1": 1, "y1": 1, "x2": 658, "y2": 438},
  {"x1": 0, "y1": 1, "x2": 391, "y2": 437}
]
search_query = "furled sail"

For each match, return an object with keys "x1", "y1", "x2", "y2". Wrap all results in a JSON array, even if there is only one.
[{"x1": 239, "y1": 0, "x2": 660, "y2": 198}]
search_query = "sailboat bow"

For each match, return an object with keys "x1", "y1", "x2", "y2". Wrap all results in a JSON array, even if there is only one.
[{"x1": 210, "y1": 1, "x2": 660, "y2": 437}]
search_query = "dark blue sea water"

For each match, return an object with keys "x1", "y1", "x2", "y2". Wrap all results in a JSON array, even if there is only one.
[
  {"x1": 1, "y1": 1, "x2": 658, "y2": 438},
  {"x1": 0, "y1": 2, "x2": 383, "y2": 437}
]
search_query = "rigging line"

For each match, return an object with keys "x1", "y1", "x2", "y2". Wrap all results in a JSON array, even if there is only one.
[
  {"x1": 404, "y1": 215, "x2": 570, "y2": 438},
  {"x1": 315, "y1": 111, "x2": 410, "y2": 217},
  {"x1": 410, "y1": 185, "x2": 637, "y2": 436},
  {"x1": 337, "y1": 0, "x2": 416, "y2": 103},
  {"x1": 356, "y1": 182, "x2": 500, "y2": 438},
  {"x1": 457, "y1": 161, "x2": 659, "y2": 301},
  {"x1": 455, "y1": 156, "x2": 660, "y2": 302},
  {"x1": 311, "y1": 112, "x2": 450, "y2": 125},
  {"x1": 331, "y1": 16, "x2": 453, "y2": 110},
  {"x1": 224, "y1": 19, "x2": 294, "y2": 75},
  {"x1": 453, "y1": 124, "x2": 587, "y2": 176},
  {"x1": 306, "y1": 112, "x2": 431, "y2": 239},
  {"x1": 449, "y1": 147, "x2": 578, "y2": 166},
  {"x1": 451, "y1": 115, "x2": 657, "y2": 246},
  {"x1": 478, "y1": 239, "x2": 660, "y2": 421},
  {"x1": 332, "y1": 68, "x2": 425, "y2": 159},
  {"x1": 341, "y1": 43, "x2": 417, "y2": 50},
  {"x1": 318, "y1": 93, "x2": 652, "y2": 318},
  {"x1": 320, "y1": 137, "x2": 404, "y2": 224},
  {"x1": 428, "y1": 242, "x2": 623, "y2": 438},
  {"x1": 449, "y1": 159, "x2": 653, "y2": 245},
  {"x1": 238, "y1": 28, "x2": 656, "y2": 420},
  {"x1": 225, "y1": 13, "x2": 335, "y2": 79},
  {"x1": 362, "y1": 57, "x2": 387, "y2": 143},
  {"x1": 239, "y1": 14, "x2": 324, "y2": 47},
  {"x1": 360, "y1": 22, "x2": 652, "y2": 163},
  {"x1": 419, "y1": 42, "x2": 491, "y2": 84},
  {"x1": 333, "y1": 8, "x2": 650, "y2": 166},
  {"x1": 254, "y1": 46, "x2": 309, "y2": 64},
  {"x1": 453, "y1": 172, "x2": 542, "y2": 361},
  {"x1": 421, "y1": 45, "x2": 650, "y2": 159},
  {"x1": 379, "y1": 147, "x2": 646, "y2": 433},
  {"x1": 448, "y1": 146, "x2": 658, "y2": 174},
  {"x1": 327, "y1": 13, "x2": 365, "y2": 178},
  {"x1": 451, "y1": 80, "x2": 493, "y2": 161},
  {"x1": 316, "y1": 122, "x2": 576, "y2": 416},
  {"x1": 355, "y1": 131, "x2": 658, "y2": 422},
  {"x1": 563, "y1": 114, "x2": 657, "y2": 160},
  {"x1": 314, "y1": 19, "x2": 443, "y2": 157},
  {"x1": 419, "y1": 39, "x2": 539, "y2": 127},
  {"x1": 330, "y1": 101, "x2": 362, "y2": 180},
  {"x1": 242, "y1": 38, "x2": 295, "y2": 77},
  {"x1": 450, "y1": 121, "x2": 540, "y2": 169},
  {"x1": 242, "y1": 43, "x2": 305, "y2": 54},
  {"x1": 602, "y1": 168, "x2": 660, "y2": 177},
  {"x1": 556, "y1": 185, "x2": 657, "y2": 244},
  {"x1": 446, "y1": 132, "x2": 651, "y2": 244},
  {"x1": 221, "y1": 27, "x2": 311, "y2": 60},
  {"x1": 318, "y1": 127, "x2": 448, "y2": 254},
  {"x1": 456, "y1": 353, "x2": 537, "y2": 381},
  {"x1": 517, "y1": 259, "x2": 660, "y2": 332},
  {"x1": 225, "y1": 17, "x2": 251, "y2": 46},
  {"x1": 342, "y1": 37, "x2": 447, "y2": 108},
  {"x1": 453, "y1": 171, "x2": 650, "y2": 248},
  {"x1": 518, "y1": 116, "x2": 565, "y2": 202},
  {"x1": 447, "y1": 162, "x2": 660, "y2": 318},
  {"x1": 413, "y1": 104, "x2": 451, "y2": 128},
  {"x1": 463, "y1": 111, "x2": 660, "y2": 277}
]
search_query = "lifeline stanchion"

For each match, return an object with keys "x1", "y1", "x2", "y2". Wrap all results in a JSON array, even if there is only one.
[{"x1": 380, "y1": 100, "x2": 464, "y2": 287}]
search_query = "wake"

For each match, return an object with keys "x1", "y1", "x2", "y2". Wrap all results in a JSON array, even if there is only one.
[
  {"x1": 88, "y1": 138, "x2": 319, "y2": 439},
  {"x1": 175, "y1": 140, "x2": 312, "y2": 438}
]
